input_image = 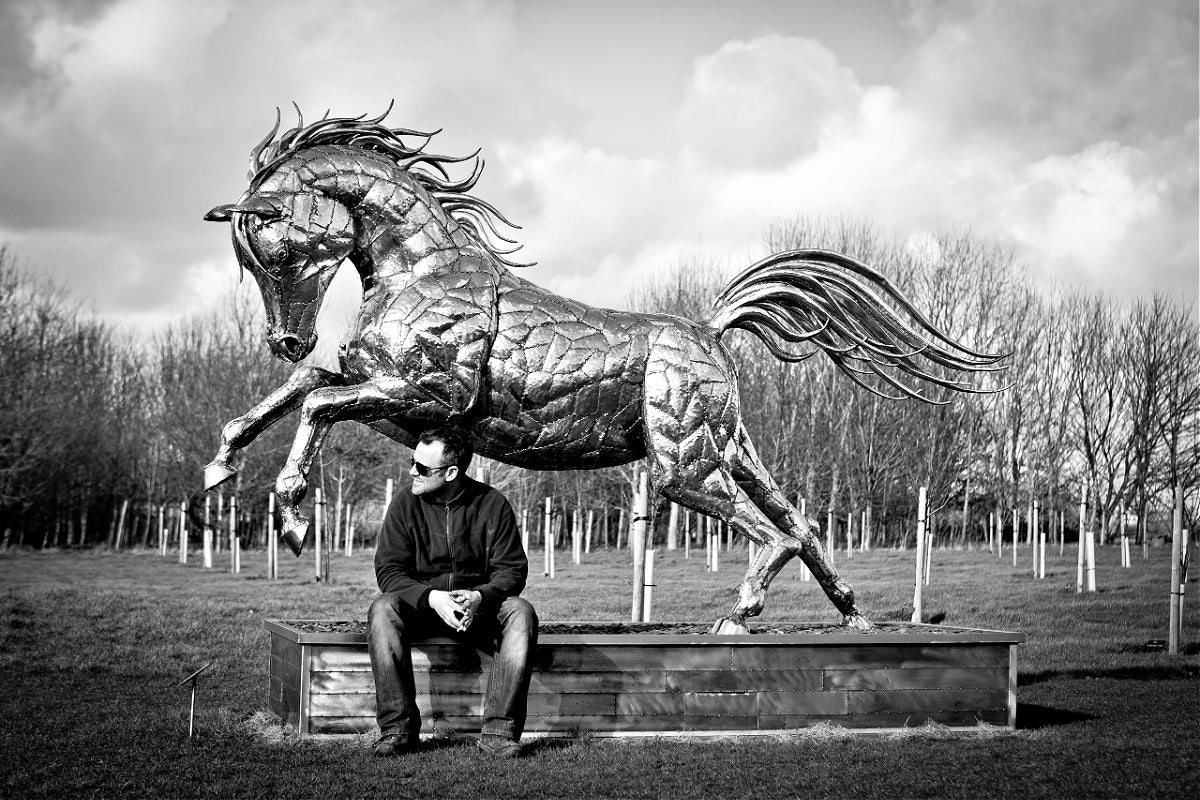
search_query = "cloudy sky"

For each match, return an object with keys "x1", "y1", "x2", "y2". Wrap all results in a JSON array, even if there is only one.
[{"x1": 0, "y1": 0, "x2": 1195, "y2": 347}]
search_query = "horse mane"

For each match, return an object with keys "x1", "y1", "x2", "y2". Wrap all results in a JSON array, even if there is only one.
[{"x1": 245, "y1": 105, "x2": 528, "y2": 268}]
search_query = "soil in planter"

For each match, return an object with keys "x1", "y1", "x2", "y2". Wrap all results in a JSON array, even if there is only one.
[{"x1": 283, "y1": 620, "x2": 975, "y2": 636}]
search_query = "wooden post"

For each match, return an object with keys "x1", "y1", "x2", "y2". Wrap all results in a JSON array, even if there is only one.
[
  {"x1": 845, "y1": 511, "x2": 853, "y2": 559},
  {"x1": 705, "y1": 525, "x2": 715, "y2": 575},
  {"x1": 268, "y1": 492, "x2": 277, "y2": 579},
  {"x1": 215, "y1": 494, "x2": 223, "y2": 554},
  {"x1": 797, "y1": 496, "x2": 811, "y2": 581},
  {"x1": 114, "y1": 499, "x2": 130, "y2": 551},
  {"x1": 683, "y1": 509, "x2": 691, "y2": 559},
  {"x1": 1039, "y1": 504, "x2": 1047, "y2": 578},
  {"x1": 1120, "y1": 502, "x2": 1129, "y2": 568},
  {"x1": 996, "y1": 509, "x2": 1003, "y2": 560},
  {"x1": 1011, "y1": 507, "x2": 1018, "y2": 567},
  {"x1": 543, "y1": 497, "x2": 552, "y2": 577},
  {"x1": 630, "y1": 471, "x2": 649, "y2": 622},
  {"x1": 1030, "y1": 499, "x2": 1038, "y2": 576},
  {"x1": 666, "y1": 503, "x2": 679, "y2": 551},
  {"x1": 313, "y1": 489, "x2": 322, "y2": 581},
  {"x1": 321, "y1": 488, "x2": 331, "y2": 580},
  {"x1": 642, "y1": 548, "x2": 655, "y2": 621},
  {"x1": 178, "y1": 500, "x2": 188, "y2": 564},
  {"x1": 229, "y1": 495, "x2": 239, "y2": 574},
  {"x1": 315, "y1": 488, "x2": 327, "y2": 583},
  {"x1": 825, "y1": 508, "x2": 835, "y2": 569},
  {"x1": 572, "y1": 508, "x2": 582, "y2": 565},
  {"x1": 911, "y1": 487, "x2": 927, "y2": 623},
  {"x1": 1036, "y1": 500, "x2": 1045, "y2": 579},
  {"x1": 1142, "y1": 511, "x2": 1149, "y2": 560},
  {"x1": 1085, "y1": 505, "x2": 1097, "y2": 593},
  {"x1": 924, "y1": 514, "x2": 933, "y2": 587},
  {"x1": 203, "y1": 495, "x2": 213, "y2": 569},
  {"x1": 1169, "y1": 486, "x2": 1183, "y2": 655},
  {"x1": 334, "y1": 475, "x2": 344, "y2": 554},
  {"x1": 1077, "y1": 486, "x2": 1086, "y2": 593}
]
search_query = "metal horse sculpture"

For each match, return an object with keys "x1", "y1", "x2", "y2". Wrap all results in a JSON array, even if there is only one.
[{"x1": 204, "y1": 110, "x2": 1002, "y2": 632}]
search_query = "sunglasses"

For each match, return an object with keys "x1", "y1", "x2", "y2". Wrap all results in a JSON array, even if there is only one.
[{"x1": 410, "y1": 456, "x2": 453, "y2": 477}]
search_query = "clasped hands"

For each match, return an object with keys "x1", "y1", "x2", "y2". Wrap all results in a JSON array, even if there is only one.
[{"x1": 428, "y1": 589, "x2": 482, "y2": 632}]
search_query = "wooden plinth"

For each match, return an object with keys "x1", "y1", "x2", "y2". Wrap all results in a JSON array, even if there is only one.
[{"x1": 266, "y1": 620, "x2": 1024, "y2": 737}]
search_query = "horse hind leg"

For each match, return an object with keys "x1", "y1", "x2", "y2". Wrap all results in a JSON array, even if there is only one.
[
  {"x1": 641, "y1": 331, "x2": 810, "y2": 632},
  {"x1": 730, "y1": 427, "x2": 870, "y2": 629},
  {"x1": 657, "y1": 475, "x2": 792, "y2": 634}
]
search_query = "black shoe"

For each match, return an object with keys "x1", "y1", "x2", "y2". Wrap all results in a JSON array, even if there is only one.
[
  {"x1": 477, "y1": 734, "x2": 522, "y2": 759},
  {"x1": 373, "y1": 732, "x2": 416, "y2": 757}
]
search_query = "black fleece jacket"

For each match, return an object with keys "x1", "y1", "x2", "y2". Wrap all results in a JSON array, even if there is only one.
[{"x1": 374, "y1": 475, "x2": 528, "y2": 612}]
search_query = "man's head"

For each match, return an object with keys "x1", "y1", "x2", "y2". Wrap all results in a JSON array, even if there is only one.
[{"x1": 410, "y1": 424, "x2": 474, "y2": 498}]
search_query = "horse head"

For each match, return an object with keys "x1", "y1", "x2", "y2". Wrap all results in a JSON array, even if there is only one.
[{"x1": 205, "y1": 183, "x2": 353, "y2": 362}]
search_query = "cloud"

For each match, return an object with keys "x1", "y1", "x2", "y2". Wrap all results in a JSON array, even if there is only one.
[
  {"x1": 0, "y1": 0, "x2": 1193, "y2": 339},
  {"x1": 0, "y1": 0, "x2": 574, "y2": 318},
  {"x1": 678, "y1": 34, "x2": 863, "y2": 168},
  {"x1": 900, "y1": 0, "x2": 1198, "y2": 298},
  {"x1": 492, "y1": 137, "x2": 675, "y2": 277},
  {"x1": 904, "y1": 0, "x2": 1198, "y2": 153},
  {"x1": 654, "y1": 6, "x2": 1198, "y2": 302},
  {"x1": 1009, "y1": 140, "x2": 1195, "y2": 295},
  {"x1": 463, "y1": 11, "x2": 1197, "y2": 310}
]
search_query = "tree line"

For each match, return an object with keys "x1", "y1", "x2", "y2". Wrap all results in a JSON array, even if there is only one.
[{"x1": 0, "y1": 220, "x2": 1195, "y2": 553}]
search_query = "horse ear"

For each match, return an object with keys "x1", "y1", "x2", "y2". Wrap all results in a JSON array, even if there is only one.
[
  {"x1": 203, "y1": 195, "x2": 284, "y2": 222},
  {"x1": 204, "y1": 204, "x2": 236, "y2": 222}
]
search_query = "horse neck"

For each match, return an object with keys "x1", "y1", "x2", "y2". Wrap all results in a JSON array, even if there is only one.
[{"x1": 330, "y1": 165, "x2": 474, "y2": 296}]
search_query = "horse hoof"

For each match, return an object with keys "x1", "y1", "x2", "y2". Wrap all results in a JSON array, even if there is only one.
[
  {"x1": 844, "y1": 613, "x2": 872, "y2": 631},
  {"x1": 710, "y1": 617, "x2": 751, "y2": 636},
  {"x1": 203, "y1": 462, "x2": 237, "y2": 491},
  {"x1": 281, "y1": 525, "x2": 308, "y2": 557}
]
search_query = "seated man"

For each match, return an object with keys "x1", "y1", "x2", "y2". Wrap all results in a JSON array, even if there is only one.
[{"x1": 368, "y1": 424, "x2": 538, "y2": 758}]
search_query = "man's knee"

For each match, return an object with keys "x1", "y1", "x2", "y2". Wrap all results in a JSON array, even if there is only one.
[
  {"x1": 369, "y1": 593, "x2": 408, "y2": 632},
  {"x1": 498, "y1": 596, "x2": 538, "y2": 635}
]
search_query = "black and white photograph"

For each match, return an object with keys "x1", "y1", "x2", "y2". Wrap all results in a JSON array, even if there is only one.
[{"x1": 1, "y1": 1, "x2": 1196, "y2": 797}]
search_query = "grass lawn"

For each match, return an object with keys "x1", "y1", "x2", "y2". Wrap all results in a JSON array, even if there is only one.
[{"x1": 1, "y1": 540, "x2": 1197, "y2": 798}]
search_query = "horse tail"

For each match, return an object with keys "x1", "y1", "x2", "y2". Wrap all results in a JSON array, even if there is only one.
[{"x1": 705, "y1": 249, "x2": 1007, "y2": 403}]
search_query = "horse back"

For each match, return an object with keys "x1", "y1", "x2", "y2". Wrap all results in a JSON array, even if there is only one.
[{"x1": 478, "y1": 272, "x2": 676, "y2": 469}]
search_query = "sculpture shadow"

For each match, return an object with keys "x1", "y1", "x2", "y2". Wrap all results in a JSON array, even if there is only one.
[
  {"x1": 1019, "y1": 662, "x2": 1200, "y2": 686},
  {"x1": 1015, "y1": 702, "x2": 1095, "y2": 730}
]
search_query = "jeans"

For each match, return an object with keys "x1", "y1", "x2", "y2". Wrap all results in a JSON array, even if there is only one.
[{"x1": 368, "y1": 592, "x2": 538, "y2": 740}]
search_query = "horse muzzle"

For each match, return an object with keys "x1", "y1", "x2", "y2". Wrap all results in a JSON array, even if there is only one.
[{"x1": 268, "y1": 331, "x2": 317, "y2": 362}]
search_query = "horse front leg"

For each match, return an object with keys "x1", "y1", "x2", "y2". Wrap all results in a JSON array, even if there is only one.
[
  {"x1": 275, "y1": 379, "x2": 427, "y2": 555},
  {"x1": 204, "y1": 366, "x2": 344, "y2": 489}
]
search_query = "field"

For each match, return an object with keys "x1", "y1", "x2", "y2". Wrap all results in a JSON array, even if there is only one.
[{"x1": 1, "y1": 541, "x2": 1197, "y2": 799}]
